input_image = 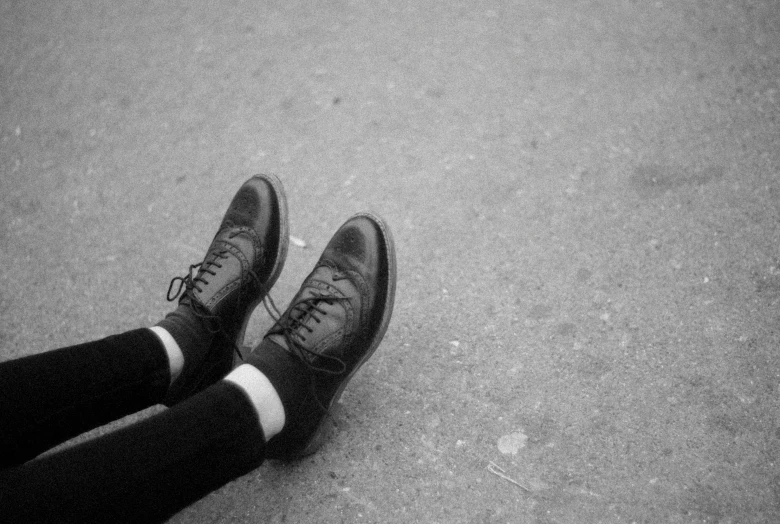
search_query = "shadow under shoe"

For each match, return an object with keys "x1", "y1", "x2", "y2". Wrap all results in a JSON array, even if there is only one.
[
  {"x1": 249, "y1": 212, "x2": 396, "y2": 460},
  {"x1": 162, "y1": 174, "x2": 288, "y2": 406}
]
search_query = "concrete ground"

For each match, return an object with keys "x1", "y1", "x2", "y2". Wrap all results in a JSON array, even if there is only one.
[{"x1": 2, "y1": 0, "x2": 780, "y2": 522}]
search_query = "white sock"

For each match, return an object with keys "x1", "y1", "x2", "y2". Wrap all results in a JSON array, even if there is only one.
[
  {"x1": 148, "y1": 326, "x2": 184, "y2": 387},
  {"x1": 224, "y1": 364, "x2": 286, "y2": 440}
]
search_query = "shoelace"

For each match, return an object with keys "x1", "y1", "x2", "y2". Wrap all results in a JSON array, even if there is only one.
[
  {"x1": 262, "y1": 290, "x2": 349, "y2": 376},
  {"x1": 166, "y1": 230, "x2": 264, "y2": 361},
  {"x1": 261, "y1": 276, "x2": 352, "y2": 415}
]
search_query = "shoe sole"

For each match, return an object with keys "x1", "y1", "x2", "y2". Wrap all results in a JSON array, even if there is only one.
[
  {"x1": 295, "y1": 211, "x2": 397, "y2": 458},
  {"x1": 235, "y1": 173, "x2": 289, "y2": 352}
]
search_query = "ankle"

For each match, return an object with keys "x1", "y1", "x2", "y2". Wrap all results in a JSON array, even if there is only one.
[
  {"x1": 155, "y1": 304, "x2": 215, "y2": 364},
  {"x1": 245, "y1": 337, "x2": 310, "y2": 425},
  {"x1": 224, "y1": 364, "x2": 286, "y2": 440},
  {"x1": 148, "y1": 326, "x2": 184, "y2": 386}
]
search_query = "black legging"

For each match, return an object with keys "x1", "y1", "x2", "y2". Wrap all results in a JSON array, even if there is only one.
[{"x1": 0, "y1": 329, "x2": 266, "y2": 523}]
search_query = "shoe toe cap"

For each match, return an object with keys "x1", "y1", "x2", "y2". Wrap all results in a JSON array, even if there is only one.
[
  {"x1": 222, "y1": 175, "x2": 286, "y2": 277},
  {"x1": 326, "y1": 215, "x2": 390, "y2": 283},
  {"x1": 223, "y1": 176, "x2": 279, "y2": 233}
]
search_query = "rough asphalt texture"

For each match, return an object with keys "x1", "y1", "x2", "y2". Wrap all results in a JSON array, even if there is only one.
[{"x1": 2, "y1": 1, "x2": 780, "y2": 522}]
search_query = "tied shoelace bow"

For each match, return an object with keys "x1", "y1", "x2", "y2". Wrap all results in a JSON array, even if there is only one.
[{"x1": 166, "y1": 230, "x2": 265, "y2": 361}]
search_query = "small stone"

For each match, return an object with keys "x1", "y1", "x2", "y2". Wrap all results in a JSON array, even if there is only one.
[
  {"x1": 289, "y1": 235, "x2": 307, "y2": 248},
  {"x1": 497, "y1": 430, "x2": 528, "y2": 455}
]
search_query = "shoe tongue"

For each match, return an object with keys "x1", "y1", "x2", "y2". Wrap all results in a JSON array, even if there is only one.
[
  {"x1": 194, "y1": 232, "x2": 258, "y2": 302},
  {"x1": 194, "y1": 247, "x2": 242, "y2": 306},
  {"x1": 264, "y1": 333, "x2": 292, "y2": 354},
  {"x1": 271, "y1": 269, "x2": 354, "y2": 353}
]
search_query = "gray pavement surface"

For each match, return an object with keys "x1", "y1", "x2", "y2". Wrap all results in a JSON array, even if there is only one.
[{"x1": 2, "y1": 0, "x2": 780, "y2": 522}]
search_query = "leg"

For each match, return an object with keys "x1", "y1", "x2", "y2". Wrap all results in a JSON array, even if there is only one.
[
  {"x1": 156, "y1": 173, "x2": 288, "y2": 405},
  {"x1": 0, "y1": 212, "x2": 395, "y2": 522},
  {"x1": 0, "y1": 328, "x2": 170, "y2": 468},
  {"x1": 248, "y1": 213, "x2": 396, "y2": 459},
  {"x1": 0, "y1": 379, "x2": 268, "y2": 524},
  {"x1": 0, "y1": 174, "x2": 288, "y2": 467}
]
